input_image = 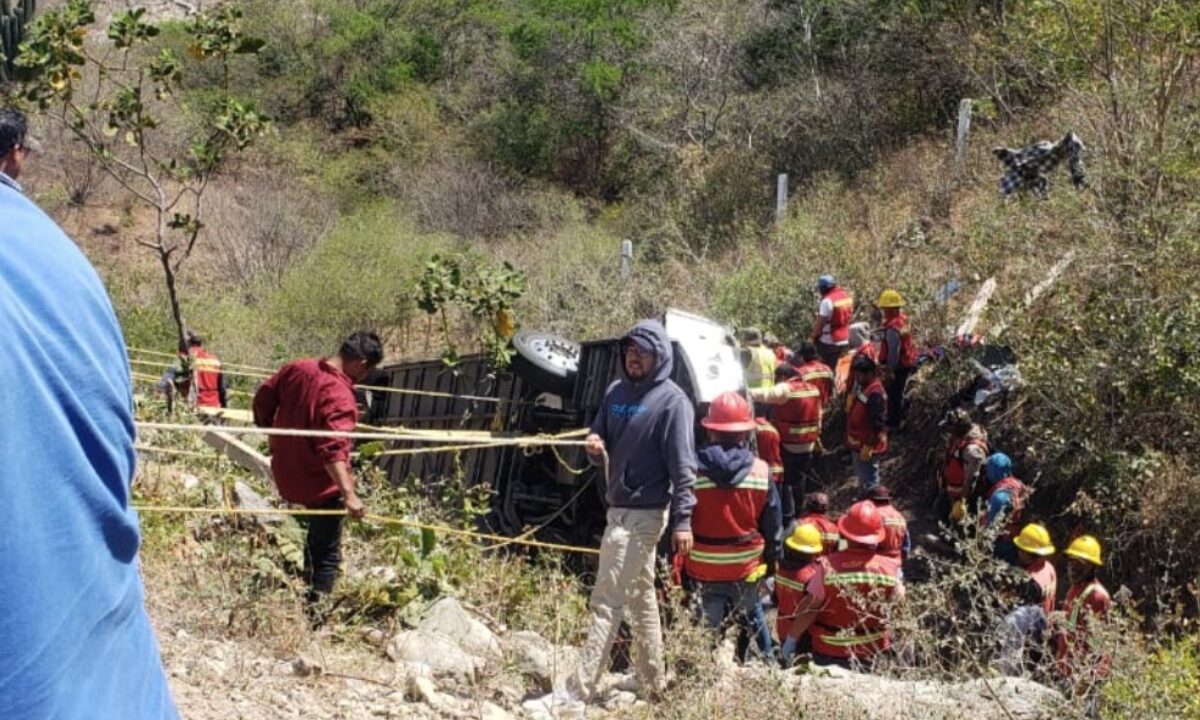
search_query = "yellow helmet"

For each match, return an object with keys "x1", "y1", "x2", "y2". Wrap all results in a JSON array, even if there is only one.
[
  {"x1": 1013, "y1": 523, "x2": 1055, "y2": 556},
  {"x1": 949, "y1": 499, "x2": 966, "y2": 521},
  {"x1": 785, "y1": 523, "x2": 824, "y2": 554},
  {"x1": 1065, "y1": 535, "x2": 1104, "y2": 566},
  {"x1": 877, "y1": 289, "x2": 906, "y2": 308}
]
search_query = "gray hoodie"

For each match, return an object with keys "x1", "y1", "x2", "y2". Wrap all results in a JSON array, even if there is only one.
[{"x1": 589, "y1": 320, "x2": 697, "y2": 531}]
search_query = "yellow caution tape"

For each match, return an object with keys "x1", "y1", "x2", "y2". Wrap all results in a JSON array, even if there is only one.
[{"x1": 133, "y1": 504, "x2": 599, "y2": 555}]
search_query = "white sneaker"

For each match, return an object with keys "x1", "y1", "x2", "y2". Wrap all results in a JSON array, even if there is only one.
[{"x1": 521, "y1": 689, "x2": 585, "y2": 718}]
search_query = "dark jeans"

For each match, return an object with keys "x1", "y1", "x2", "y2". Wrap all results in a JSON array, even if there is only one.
[
  {"x1": 781, "y1": 451, "x2": 817, "y2": 521},
  {"x1": 886, "y1": 366, "x2": 912, "y2": 428},
  {"x1": 815, "y1": 341, "x2": 847, "y2": 371},
  {"x1": 303, "y1": 496, "x2": 345, "y2": 599},
  {"x1": 695, "y1": 581, "x2": 773, "y2": 663}
]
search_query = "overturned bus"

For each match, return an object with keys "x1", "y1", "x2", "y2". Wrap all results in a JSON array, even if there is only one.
[{"x1": 365, "y1": 310, "x2": 745, "y2": 552}]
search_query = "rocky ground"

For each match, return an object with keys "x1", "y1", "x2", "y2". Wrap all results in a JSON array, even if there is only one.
[{"x1": 156, "y1": 597, "x2": 1064, "y2": 720}]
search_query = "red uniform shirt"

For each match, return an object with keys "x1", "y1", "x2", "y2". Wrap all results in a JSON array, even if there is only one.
[
  {"x1": 252, "y1": 358, "x2": 359, "y2": 507},
  {"x1": 755, "y1": 418, "x2": 784, "y2": 480}
]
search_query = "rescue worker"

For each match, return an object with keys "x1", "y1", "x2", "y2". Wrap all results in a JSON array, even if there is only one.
[
  {"x1": 865, "y1": 485, "x2": 909, "y2": 565},
  {"x1": 996, "y1": 523, "x2": 1057, "y2": 676},
  {"x1": 1055, "y1": 535, "x2": 1111, "y2": 682},
  {"x1": 980, "y1": 453, "x2": 1028, "y2": 564},
  {"x1": 750, "y1": 364, "x2": 824, "y2": 516},
  {"x1": 876, "y1": 289, "x2": 917, "y2": 430},
  {"x1": 683, "y1": 392, "x2": 782, "y2": 663},
  {"x1": 810, "y1": 275, "x2": 854, "y2": 369},
  {"x1": 766, "y1": 333, "x2": 793, "y2": 365},
  {"x1": 797, "y1": 492, "x2": 840, "y2": 555},
  {"x1": 780, "y1": 501, "x2": 903, "y2": 669},
  {"x1": 755, "y1": 413, "x2": 785, "y2": 503},
  {"x1": 935, "y1": 408, "x2": 989, "y2": 524},
  {"x1": 793, "y1": 342, "x2": 834, "y2": 407},
  {"x1": 184, "y1": 331, "x2": 227, "y2": 409},
  {"x1": 774, "y1": 523, "x2": 824, "y2": 655},
  {"x1": 834, "y1": 323, "x2": 878, "y2": 397},
  {"x1": 742, "y1": 327, "x2": 777, "y2": 393},
  {"x1": 845, "y1": 354, "x2": 888, "y2": 492}
]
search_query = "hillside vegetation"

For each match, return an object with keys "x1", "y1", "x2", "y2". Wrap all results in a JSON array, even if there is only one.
[{"x1": 11, "y1": 0, "x2": 1200, "y2": 717}]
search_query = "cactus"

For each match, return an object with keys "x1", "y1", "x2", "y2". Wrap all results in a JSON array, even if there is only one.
[{"x1": 0, "y1": 0, "x2": 36, "y2": 81}]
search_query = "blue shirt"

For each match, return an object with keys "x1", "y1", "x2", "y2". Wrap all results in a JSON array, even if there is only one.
[{"x1": 0, "y1": 183, "x2": 177, "y2": 717}]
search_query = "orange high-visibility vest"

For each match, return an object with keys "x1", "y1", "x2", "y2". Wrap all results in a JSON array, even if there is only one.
[
  {"x1": 190, "y1": 347, "x2": 222, "y2": 408},
  {"x1": 811, "y1": 549, "x2": 901, "y2": 659},
  {"x1": 845, "y1": 379, "x2": 887, "y2": 453},
  {"x1": 824, "y1": 288, "x2": 854, "y2": 344},
  {"x1": 880, "y1": 313, "x2": 917, "y2": 369},
  {"x1": 772, "y1": 378, "x2": 823, "y2": 454},
  {"x1": 944, "y1": 433, "x2": 988, "y2": 499},
  {"x1": 685, "y1": 458, "x2": 771, "y2": 583}
]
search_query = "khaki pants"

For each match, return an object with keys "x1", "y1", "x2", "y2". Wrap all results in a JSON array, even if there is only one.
[{"x1": 566, "y1": 507, "x2": 669, "y2": 701}]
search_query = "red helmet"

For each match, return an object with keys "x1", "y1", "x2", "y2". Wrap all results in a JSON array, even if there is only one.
[
  {"x1": 701, "y1": 392, "x2": 756, "y2": 432},
  {"x1": 838, "y1": 500, "x2": 885, "y2": 545}
]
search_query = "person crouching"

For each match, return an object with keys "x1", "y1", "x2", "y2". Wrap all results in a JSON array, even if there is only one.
[{"x1": 684, "y1": 391, "x2": 783, "y2": 663}]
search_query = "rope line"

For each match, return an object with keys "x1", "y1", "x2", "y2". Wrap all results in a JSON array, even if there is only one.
[
  {"x1": 127, "y1": 346, "x2": 278, "y2": 373},
  {"x1": 130, "y1": 370, "x2": 254, "y2": 398},
  {"x1": 133, "y1": 504, "x2": 599, "y2": 555},
  {"x1": 128, "y1": 355, "x2": 522, "y2": 404},
  {"x1": 136, "y1": 421, "x2": 588, "y2": 447},
  {"x1": 135, "y1": 445, "x2": 218, "y2": 459}
]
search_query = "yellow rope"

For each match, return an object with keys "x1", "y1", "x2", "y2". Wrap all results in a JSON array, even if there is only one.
[
  {"x1": 133, "y1": 504, "x2": 599, "y2": 555},
  {"x1": 136, "y1": 421, "x2": 589, "y2": 448},
  {"x1": 129, "y1": 357, "x2": 271, "y2": 380},
  {"x1": 135, "y1": 445, "x2": 218, "y2": 459},
  {"x1": 130, "y1": 371, "x2": 253, "y2": 398},
  {"x1": 128, "y1": 354, "x2": 522, "y2": 404},
  {"x1": 127, "y1": 346, "x2": 278, "y2": 373}
]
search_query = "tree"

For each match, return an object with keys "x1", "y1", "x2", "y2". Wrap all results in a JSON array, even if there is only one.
[{"x1": 14, "y1": 0, "x2": 268, "y2": 351}]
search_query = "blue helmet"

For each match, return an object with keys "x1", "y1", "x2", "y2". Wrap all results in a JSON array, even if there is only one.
[
  {"x1": 817, "y1": 274, "x2": 837, "y2": 293},
  {"x1": 986, "y1": 453, "x2": 1013, "y2": 483}
]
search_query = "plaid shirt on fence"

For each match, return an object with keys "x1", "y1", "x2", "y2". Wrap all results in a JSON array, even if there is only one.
[{"x1": 993, "y1": 132, "x2": 1086, "y2": 198}]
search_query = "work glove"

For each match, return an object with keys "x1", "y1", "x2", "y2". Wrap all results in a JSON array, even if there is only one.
[{"x1": 779, "y1": 635, "x2": 798, "y2": 666}]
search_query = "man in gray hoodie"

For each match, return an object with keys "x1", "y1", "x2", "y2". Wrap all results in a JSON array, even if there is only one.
[{"x1": 528, "y1": 320, "x2": 697, "y2": 713}]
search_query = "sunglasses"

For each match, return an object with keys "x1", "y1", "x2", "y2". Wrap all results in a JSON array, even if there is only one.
[{"x1": 622, "y1": 343, "x2": 655, "y2": 359}]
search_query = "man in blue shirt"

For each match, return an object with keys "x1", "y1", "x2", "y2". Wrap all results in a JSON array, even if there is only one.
[{"x1": 0, "y1": 107, "x2": 178, "y2": 718}]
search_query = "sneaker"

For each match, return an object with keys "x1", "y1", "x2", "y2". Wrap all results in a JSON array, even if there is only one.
[{"x1": 521, "y1": 689, "x2": 585, "y2": 718}]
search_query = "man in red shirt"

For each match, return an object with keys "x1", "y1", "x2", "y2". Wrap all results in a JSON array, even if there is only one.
[{"x1": 253, "y1": 331, "x2": 384, "y2": 603}]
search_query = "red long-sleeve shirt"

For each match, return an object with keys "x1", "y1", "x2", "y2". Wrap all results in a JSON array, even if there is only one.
[{"x1": 252, "y1": 358, "x2": 358, "y2": 506}]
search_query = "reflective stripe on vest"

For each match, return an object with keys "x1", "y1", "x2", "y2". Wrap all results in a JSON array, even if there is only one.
[
  {"x1": 776, "y1": 574, "x2": 808, "y2": 593},
  {"x1": 694, "y1": 476, "x2": 771, "y2": 491},
  {"x1": 825, "y1": 571, "x2": 898, "y2": 588},
  {"x1": 689, "y1": 547, "x2": 763, "y2": 565},
  {"x1": 819, "y1": 629, "x2": 887, "y2": 648}
]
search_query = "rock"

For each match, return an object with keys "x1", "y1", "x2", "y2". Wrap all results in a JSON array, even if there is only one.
[
  {"x1": 387, "y1": 629, "x2": 486, "y2": 683},
  {"x1": 721, "y1": 664, "x2": 1064, "y2": 720},
  {"x1": 480, "y1": 701, "x2": 515, "y2": 720},
  {"x1": 505, "y1": 631, "x2": 579, "y2": 690},
  {"x1": 291, "y1": 655, "x2": 323, "y2": 677},
  {"x1": 232, "y1": 480, "x2": 281, "y2": 525},
  {"x1": 418, "y1": 598, "x2": 502, "y2": 660},
  {"x1": 405, "y1": 674, "x2": 467, "y2": 716},
  {"x1": 181, "y1": 473, "x2": 200, "y2": 490}
]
